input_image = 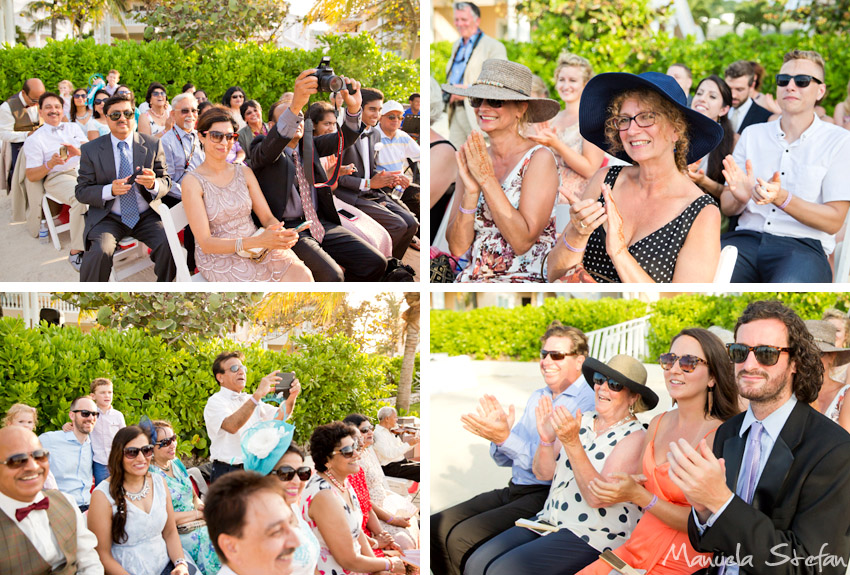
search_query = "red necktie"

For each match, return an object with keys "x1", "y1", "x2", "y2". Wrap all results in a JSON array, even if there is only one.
[
  {"x1": 292, "y1": 148, "x2": 325, "y2": 243},
  {"x1": 16, "y1": 497, "x2": 50, "y2": 521}
]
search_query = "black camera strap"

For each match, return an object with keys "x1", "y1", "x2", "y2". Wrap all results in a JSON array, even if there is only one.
[{"x1": 303, "y1": 117, "x2": 344, "y2": 191}]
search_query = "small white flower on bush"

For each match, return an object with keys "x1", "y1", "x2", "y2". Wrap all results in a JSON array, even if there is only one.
[{"x1": 245, "y1": 427, "x2": 285, "y2": 459}]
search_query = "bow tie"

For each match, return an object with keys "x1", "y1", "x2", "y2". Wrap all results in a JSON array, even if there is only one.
[
  {"x1": 16, "y1": 497, "x2": 50, "y2": 521},
  {"x1": 50, "y1": 124, "x2": 65, "y2": 134}
]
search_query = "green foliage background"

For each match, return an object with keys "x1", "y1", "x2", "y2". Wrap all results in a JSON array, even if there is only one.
[
  {"x1": 0, "y1": 319, "x2": 411, "y2": 459},
  {"x1": 0, "y1": 33, "x2": 419, "y2": 113},
  {"x1": 431, "y1": 29, "x2": 850, "y2": 112},
  {"x1": 432, "y1": 293, "x2": 850, "y2": 362}
]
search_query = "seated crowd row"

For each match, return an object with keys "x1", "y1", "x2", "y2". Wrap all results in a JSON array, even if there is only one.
[
  {"x1": 431, "y1": 46, "x2": 850, "y2": 283},
  {"x1": 1, "y1": 352, "x2": 420, "y2": 575},
  {"x1": 2, "y1": 68, "x2": 421, "y2": 282}
]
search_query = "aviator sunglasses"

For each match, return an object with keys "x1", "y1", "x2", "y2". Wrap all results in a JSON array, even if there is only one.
[
  {"x1": 107, "y1": 110, "x2": 135, "y2": 121},
  {"x1": 659, "y1": 353, "x2": 708, "y2": 373},
  {"x1": 1, "y1": 449, "x2": 50, "y2": 469},
  {"x1": 591, "y1": 372, "x2": 626, "y2": 392},
  {"x1": 274, "y1": 465, "x2": 313, "y2": 481},
  {"x1": 775, "y1": 74, "x2": 823, "y2": 88},
  {"x1": 726, "y1": 343, "x2": 791, "y2": 366},
  {"x1": 332, "y1": 442, "x2": 361, "y2": 459},
  {"x1": 123, "y1": 445, "x2": 155, "y2": 459}
]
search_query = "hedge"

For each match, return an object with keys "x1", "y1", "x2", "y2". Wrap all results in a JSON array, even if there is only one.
[
  {"x1": 1, "y1": 33, "x2": 419, "y2": 115},
  {"x1": 431, "y1": 29, "x2": 850, "y2": 112},
  {"x1": 431, "y1": 293, "x2": 850, "y2": 362},
  {"x1": 0, "y1": 318, "x2": 410, "y2": 459}
]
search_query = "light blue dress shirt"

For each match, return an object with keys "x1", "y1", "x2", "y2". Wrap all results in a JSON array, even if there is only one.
[
  {"x1": 490, "y1": 377, "x2": 596, "y2": 486},
  {"x1": 39, "y1": 430, "x2": 94, "y2": 508},
  {"x1": 160, "y1": 125, "x2": 204, "y2": 199},
  {"x1": 693, "y1": 395, "x2": 798, "y2": 574},
  {"x1": 448, "y1": 30, "x2": 482, "y2": 86}
]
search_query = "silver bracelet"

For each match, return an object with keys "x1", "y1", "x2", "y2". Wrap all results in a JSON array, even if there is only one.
[{"x1": 235, "y1": 237, "x2": 243, "y2": 254}]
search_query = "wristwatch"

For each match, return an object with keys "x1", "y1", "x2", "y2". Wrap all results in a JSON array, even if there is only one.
[{"x1": 174, "y1": 559, "x2": 188, "y2": 568}]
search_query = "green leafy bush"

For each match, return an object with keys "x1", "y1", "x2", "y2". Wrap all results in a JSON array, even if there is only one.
[
  {"x1": 0, "y1": 34, "x2": 419, "y2": 114},
  {"x1": 430, "y1": 29, "x2": 850, "y2": 112},
  {"x1": 0, "y1": 319, "x2": 398, "y2": 458}
]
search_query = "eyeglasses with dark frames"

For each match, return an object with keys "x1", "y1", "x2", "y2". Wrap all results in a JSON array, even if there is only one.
[
  {"x1": 608, "y1": 111, "x2": 658, "y2": 132},
  {"x1": 726, "y1": 343, "x2": 791, "y2": 366},
  {"x1": 123, "y1": 445, "x2": 155, "y2": 459},
  {"x1": 273, "y1": 465, "x2": 312, "y2": 481}
]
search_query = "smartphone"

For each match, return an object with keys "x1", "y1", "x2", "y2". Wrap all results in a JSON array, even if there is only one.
[
  {"x1": 59, "y1": 146, "x2": 68, "y2": 160},
  {"x1": 337, "y1": 208, "x2": 359, "y2": 221},
  {"x1": 294, "y1": 220, "x2": 313, "y2": 233},
  {"x1": 125, "y1": 166, "x2": 144, "y2": 186},
  {"x1": 274, "y1": 372, "x2": 296, "y2": 399}
]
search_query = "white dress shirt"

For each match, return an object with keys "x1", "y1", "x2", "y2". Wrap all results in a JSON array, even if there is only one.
[
  {"x1": 0, "y1": 92, "x2": 37, "y2": 143},
  {"x1": 373, "y1": 425, "x2": 411, "y2": 466},
  {"x1": 204, "y1": 387, "x2": 278, "y2": 465},
  {"x1": 100, "y1": 132, "x2": 160, "y2": 217},
  {"x1": 733, "y1": 114, "x2": 850, "y2": 254},
  {"x1": 730, "y1": 97, "x2": 754, "y2": 133},
  {"x1": 23, "y1": 122, "x2": 88, "y2": 174},
  {"x1": 357, "y1": 130, "x2": 372, "y2": 191},
  {"x1": 91, "y1": 406, "x2": 126, "y2": 466},
  {"x1": 0, "y1": 489, "x2": 103, "y2": 574}
]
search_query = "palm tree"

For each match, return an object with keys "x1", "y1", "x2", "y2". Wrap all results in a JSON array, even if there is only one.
[
  {"x1": 254, "y1": 292, "x2": 347, "y2": 335},
  {"x1": 396, "y1": 292, "x2": 419, "y2": 411},
  {"x1": 21, "y1": 0, "x2": 129, "y2": 40}
]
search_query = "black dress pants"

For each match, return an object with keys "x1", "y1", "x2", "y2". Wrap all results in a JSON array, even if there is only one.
[
  {"x1": 210, "y1": 461, "x2": 243, "y2": 484},
  {"x1": 431, "y1": 481, "x2": 550, "y2": 575},
  {"x1": 380, "y1": 459, "x2": 420, "y2": 482}
]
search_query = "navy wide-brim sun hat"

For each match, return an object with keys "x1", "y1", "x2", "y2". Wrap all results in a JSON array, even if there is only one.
[{"x1": 579, "y1": 71, "x2": 724, "y2": 166}]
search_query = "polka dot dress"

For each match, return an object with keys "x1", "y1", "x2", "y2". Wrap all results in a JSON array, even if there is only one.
[
  {"x1": 583, "y1": 166, "x2": 718, "y2": 283},
  {"x1": 536, "y1": 412, "x2": 644, "y2": 552}
]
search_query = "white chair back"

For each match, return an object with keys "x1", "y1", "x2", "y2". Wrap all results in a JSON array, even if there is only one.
[
  {"x1": 712, "y1": 245, "x2": 738, "y2": 283},
  {"x1": 156, "y1": 201, "x2": 206, "y2": 282}
]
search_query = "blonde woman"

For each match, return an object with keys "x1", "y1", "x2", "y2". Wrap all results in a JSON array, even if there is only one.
[{"x1": 834, "y1": 78, "x2": 850, "y2": 130}]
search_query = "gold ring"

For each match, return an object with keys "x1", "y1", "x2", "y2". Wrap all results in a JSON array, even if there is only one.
[{"x1": 579, "y1": 220, "x2": 587, "y2": 229}]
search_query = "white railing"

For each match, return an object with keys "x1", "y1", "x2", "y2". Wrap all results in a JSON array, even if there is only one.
[
  {"x1": 1, "y1": 293, "x2": 79, "y2": 313},
  {"x1": 586, "y1": 316, "x2": 652, "y2": 362}
]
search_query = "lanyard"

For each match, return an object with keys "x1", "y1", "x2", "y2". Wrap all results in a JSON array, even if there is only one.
[{"x1": 172, "y1": 128, "x2": 195, "y2": 182}]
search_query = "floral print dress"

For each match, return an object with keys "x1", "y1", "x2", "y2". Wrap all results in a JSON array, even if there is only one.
[
  {"x1": 149, "y1": 460, "x2": 221, "y2": 575},
  {"x1": 456, "y1": 145, "x2": 558, "y2": 283},
  {"x1": 826, "y1": 383, "x2": 850, "y2": 424},
  {"x1": 301, "y1": 474, "x2": 368, "y2": 575}
]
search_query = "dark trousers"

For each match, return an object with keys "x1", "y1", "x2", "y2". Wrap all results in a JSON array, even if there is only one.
[
  {"x1": 464, "y1": 524, "x2": 599, "y2": 575},
  {"x1": 210, "y1": 461, "x2": 243, "y2": 484},
  {"x1": 431, "y1": 482, "x2": 550, "y2": 575},
  {"x1": 381, "y1": 459, "x2": 420, "y2": 482},
  {"x1": 286, "y1": 218, "x2": 387, "y2": 282},
  {"x1": 161, "y1": 194, "x2": 196, "y2": 272},
  {"x1": 721, "y1": 229, "x2": 832, "y2": 283},
  {"x1": 80, "y1": 209, "x2": 176, "y2": 282},
  {"x1": 351, "y1": 194, "x2": 418, "y2": 259},
  {"x1": 7, "y1": 142, "x2": 22, "y2": 190}
]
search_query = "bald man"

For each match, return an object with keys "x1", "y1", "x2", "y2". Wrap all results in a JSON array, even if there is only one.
[
  {"x1": 0, "y1": 426, "x2": 102, "y2": 574},
  {"x1": 0, "y1": 78, "x2": 46, "y2": 189}
]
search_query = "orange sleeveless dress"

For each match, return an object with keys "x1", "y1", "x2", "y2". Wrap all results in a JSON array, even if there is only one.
[{"x1": 578, "y1": 413, "x2": 714, "y2": 575}]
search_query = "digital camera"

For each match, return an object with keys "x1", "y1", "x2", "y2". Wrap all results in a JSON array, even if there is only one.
[{"x1": 312, "y1": 57, "x2": 356, "y2": 94}]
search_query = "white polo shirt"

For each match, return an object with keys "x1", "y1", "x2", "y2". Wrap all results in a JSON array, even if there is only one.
[
  {"x1": 204, "y1": 387, "x2": 278, "y2": 465},
  {"x1": 734, "y1": 114, "x2": 850, "y2": 254}
]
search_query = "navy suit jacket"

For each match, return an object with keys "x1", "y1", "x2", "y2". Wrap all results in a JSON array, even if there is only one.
[{"x1": 738, "y1": 100, "x2": 773, "y2": 134}]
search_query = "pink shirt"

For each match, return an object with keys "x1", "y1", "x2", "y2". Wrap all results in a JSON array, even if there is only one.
[{"x1": 91, "y1": 406, "x2": 126, "y2": 465}]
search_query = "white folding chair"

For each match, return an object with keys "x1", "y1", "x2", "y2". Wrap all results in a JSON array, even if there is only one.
[
  {"x1": 712, "y1": 245, "x2": 738, "y2": 283},
  {"x1": 555, "y1": 203, "x2": 571, "y2": 235},
  {"x1": 832, "y1": 208, "x2": 850, "y2": 282},
  {"x1": 109, "y1": 237, "x2": 155, "y2": 281},
  {"x1": 155, "y1": 201, "x2": 206, "y2": 282},
  {"x1": 42, "y1": 193, "x2": 71, "y2": 250}
]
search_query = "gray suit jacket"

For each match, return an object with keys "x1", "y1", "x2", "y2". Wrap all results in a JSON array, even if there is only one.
[
  {"x1": 445, "y1": 32, "x2": 507, "y2": 133},
  {"x1": 75, "y1": 132, "x2": 170, "y2": 241},
  {"x1": 335, "y1": 130, "x2": 381, "y2": 205}
]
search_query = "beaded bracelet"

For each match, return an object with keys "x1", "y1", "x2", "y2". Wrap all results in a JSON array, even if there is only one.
[
  {"x1": 644, "y1": 494, "x2": 659, "y2": 511},
  {"x1": 562, "y1": 234, "x2": 586, "y2": 253},
  {"x1": 458, "y1": 205, "x2": 476, "y2": 215},
  {"x1": 778, "y1": 191, "x2": 792, "y2": 210}
]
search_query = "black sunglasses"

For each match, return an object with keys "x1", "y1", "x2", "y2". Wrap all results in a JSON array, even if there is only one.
[
  {"x1": 359, "y1": 424, "x2": 373, "y2": 433},
  {"x1": 73, "y1": 93, "x2": 87, "y2": 99},
  {"x1": 71, "y1": 409, "x2": 98, "y2": 418},
  {"x1": 1, "y1": 449, "x2": 50, "y2": 469},
  {"x1": 151, "y1": 90, "x2": 167, "y2": 97},
  {"x1": 726, "y1": 343, "x2": 791, "y2": 366},
  {"x1": 592, "y1": 372, "x2": 626, "y2": 392},
  {"x1": 332, "y1": 443, "x2": 360, "y2": 458},
  {"x1": 274, "y1": 465, "x2": 312, "y2": 482},
  {"x1": 107, "y1": 110, "x2": 134, "y2": 121},
  {"x1": 470, "y1": 97, "x2": 505, "y2": 108},
  {"x1": 178, "y1": 108, "x2": 199, "y2": 115},
  {"x1": 659, "y1": 353, "x2": 708, "y2": 373},
  {"x1": 94, "y1": 98, "x2": 108, "y2": 105},
  {"x1": 775, "y1": 74, "x2": 823, "y2": 88},
  {"x1": 123, "y1": 445, "x2": 155, "y2": 459},
  {"x1": 540, "y1": 349, "x2": 578, "y2": 361},
  {"x1": 201, "y1": 130, "x2": 239, "y2": 143},
  {"x1": 155, "y1": 435, "x2": 177, "y2": 448}
]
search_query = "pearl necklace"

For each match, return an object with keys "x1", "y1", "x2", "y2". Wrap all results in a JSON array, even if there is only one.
[
  {"x1": 595, "y1": 414, "x2": 636, "y2": 435},
  {"x1": 148, "y1": 107, "x2": 167, "y2": 120},
  {"x1": 324, "y1": 471, "x2": 347, "y2": 493},
  {"x1": 125, "y1": 476, "x2": 150, "y2": 502}
]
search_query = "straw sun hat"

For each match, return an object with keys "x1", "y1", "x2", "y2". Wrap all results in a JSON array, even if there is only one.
[{"x1": 441, "y1": 59, "x2": 561, "y2": 124}]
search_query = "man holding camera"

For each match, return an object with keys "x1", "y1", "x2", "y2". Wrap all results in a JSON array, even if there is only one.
[
  {"x1": 23, "y1": 92, "x2": 89, "y2": 271},
  {"x1": 250, "y1": 67, "x2": 387, "y2": 282},
  {"x1": 203, "y1": 351, "x2": 300, "y2": 484}
]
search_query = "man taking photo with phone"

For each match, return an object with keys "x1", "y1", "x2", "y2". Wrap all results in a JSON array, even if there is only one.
[{"x1": 204, "y1": 351, "x2": 300, "y2": 483}]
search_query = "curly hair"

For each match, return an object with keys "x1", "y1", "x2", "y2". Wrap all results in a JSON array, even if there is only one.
[
  {"x1": 671, "y1": 328, "x2": 740, "y2": 420},
  {"x1": 309, "y1": 421, "x2": 357, "y2": 472},
  {"x1": 734, "y1": 300, "x2": 823, "y2": 403},
  {"x1": 604, "y1": 88, "x2": 691, "y2": 172},
  {"x1": 540, "y1": 320, "x2": 589, "y2": 357},
  {"x1": 239, "y1": 99, "x2": 261, "y2": 122},
  {"x1": 107, "y1": 426, "x2": 149, "y2": 544},
  {"x1": 554, "y1": 51, "x2": 593, "y2": 86}
]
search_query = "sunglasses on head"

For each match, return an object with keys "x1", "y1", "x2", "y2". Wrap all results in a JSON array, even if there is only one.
[
  {"x1": 592, "y1": 372, "x2": 626, "y2": 392},
  {"x1": 124, "y1": 445, "x2": 155, "y2": 459},
  {"x1": 71, "y1": 409, "x2": 98, "y2": 418},
  {"x1": 609, "y1": 111, "x2": 657, "y2": 131},
  {"x1": 469, "y1": 97, "x2": 505, "y2": 109},
  {"x1": 659, "y1": 353, "x2": 708, "y2": 373},
  {"x1": 332, "y1": 443, "x2": 360, "y2": 458},
  {"x1": 274, "y1": 465, "x2": 312, "y2": 482},
  {"x1": 107, "y1": 110, "x2": 134, "y2": 121},
  {"x1": 1, "y1": 449, "x2": 50, "y2": 469},
  {"x1": 726, "y1": 343, "x2": 791, "y2": 366},
  {"x1": 775, "y1": 74, "x2": 823, "y2": 88},
  {"x1": 540, "y1": 349, "x2": 577, "y2": 361},
  {"x1": 155, "y1": 435, "x2": 177, "y2": 449},
  {"x1": 201, "y1": 130, "x2": 238, "y2": 143}
]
